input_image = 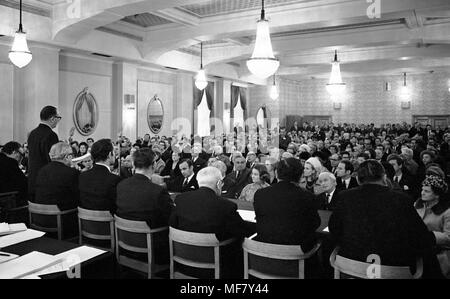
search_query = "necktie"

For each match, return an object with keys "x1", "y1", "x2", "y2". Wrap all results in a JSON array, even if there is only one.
[
  {"x1": 394, "y1": 176, "x2": 399, "y2": 183},
  {"x1": 327, "y1": 193, "x2": 331, "y2": 204},
  {"x1": 183, "y1": 178, "x2": 188, "y2": 188},
  {"x1": 236, "y1": 171, "x2": 239, "y2": 179}
]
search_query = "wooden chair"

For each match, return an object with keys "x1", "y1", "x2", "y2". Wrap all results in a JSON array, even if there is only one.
[
  {"x1": 169, "y1": 227, "x2": 235, "y2": 279},
  {"x1": 114, "y1": 215, "x2": 169, "y2": 279},
  {"x1": 0, "y1": 192, "x2": 28, "y2": 224},
  {"x1": 243, "y1": 234, "x2": 321, "y2": 279},
  {"x1": 77, "y1": 207, "x2": 115, "y2": 252},
  {"x1": 28, "y1": 201, "x2": 77, "y2": 240},
  {"x1": 329, "y1": 247, "x2": 423, "y2": 279}
]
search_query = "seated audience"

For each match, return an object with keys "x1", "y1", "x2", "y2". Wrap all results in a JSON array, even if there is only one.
[
  {"x1": 329, "y1": 159, "x2": 442, "y2": 278},
  {"x1": 222, "y1": 155, "x2": 252, "y2": 199},
  {"x1": 264, "y1": 157, "x2": 278, "y2": 185},
  {"x1": 387, "y1": 154, "x2": 417, "y2": 201},
  {"x1": 166, "y1": 159, "x2": 199, "y2": 193},
  {"x1": 34, "y1": 142, "x2": 79, "y2": 211},
  {"x1": 0, "y1": 141, "x2": 28, "y2": 205},
  {"x1": 119, "y1": 154, "x2": 133, "y2": 179},
  {"x1": 238, "y1": 164, "x2": 270, "y2": 202},
  {"x1": 335, "y1": 160, "x2": 358, "y2": 191},
  {"x1": 415, "y1": 175, "x2": 450, "y2": 278},
  {"x1": 300, "y1": 157, "x2": 322, "y2": 193},
  {"x1": 79, "y1": 139, "x2": 121, "y2": 213}
]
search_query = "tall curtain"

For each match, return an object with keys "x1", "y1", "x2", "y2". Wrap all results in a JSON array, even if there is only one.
[
  {"x1": 230, "y1": 85, "x2": 240, "y2": 118},
  {"x1": 193, "y1": 83, "x2": 204, "y2": 108},
  {"x1": 205, "y1": 82, "x2": 214, "y2": 118},
  {"x1": 239, "y1": 87, "x2": 248, "y2": 130}
]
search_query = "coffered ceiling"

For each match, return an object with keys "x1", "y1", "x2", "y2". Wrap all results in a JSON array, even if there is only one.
[{"x1": 1, "y1": 0, "x2": 450, "y2": 84}]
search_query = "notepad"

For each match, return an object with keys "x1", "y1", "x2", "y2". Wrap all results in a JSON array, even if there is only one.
[
  {"x1": 0, "y1": 251, "x2": 61, "y2": 279},
  {"x1": 0, "y1": 229, "x2": 45, "y2": 249},
  {"x1": 0, "y1": 223, "x2": 27, "y2": 236},
  {"x1": 238, "y1": 210, "x2": 256, "y2": 223},
  {"x1": 35, "y1": 246, "x2": 106, "y2": 276}
]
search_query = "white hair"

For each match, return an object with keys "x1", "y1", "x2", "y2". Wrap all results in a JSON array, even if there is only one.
[
  {"x1": 49, "y1": 142, "x2": 72, "y2": 161},
  {"x1": 318, "y1": 171, "x2": 336, "y2": 183},
  {"x1": 211, "y1": 161, "x2": 227, "y2": 178},
  {"x1": 197, "y1": 167, "x2": 223, "y2": 188}
]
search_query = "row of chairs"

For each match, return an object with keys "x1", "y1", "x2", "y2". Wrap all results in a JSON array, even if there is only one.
[{"x1": 26, "y1": 202, "x2": 423, "y2": 279}]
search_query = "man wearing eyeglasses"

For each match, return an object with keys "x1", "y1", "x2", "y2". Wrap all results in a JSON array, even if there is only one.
[{"x1": 27, "y1": 106, "x2": 61, "y2": 201}]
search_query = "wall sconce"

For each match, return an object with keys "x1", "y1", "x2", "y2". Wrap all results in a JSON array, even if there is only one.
[
  {"x1": 124, "y1": 94, "x2": 135, "y2": 110},
  {"x1": 333, "y1": 102, "x2": 342, "y2": 110},
  {"x1": 401, "y1": 101, "x2": 411, "y2": 109}
]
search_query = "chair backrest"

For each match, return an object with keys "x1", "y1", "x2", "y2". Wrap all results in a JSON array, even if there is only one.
[
  {"x1": 169, "y1": 227, "x2": 235, "y2": 279},
  {"x1": 114, "y1": 215, "x2": 168, "y2": 278},
  {"x1": 243, "y1": 234, "x2": 321, "y2": 279},
  {"x1": 329, "y1": 247, "x2": 423, "y2": 279},
  {"x1": 28, "y1": 201, "x2": 77, "y2": 240},
  {"x1": 0, "y1": 192, "x2": 28, "y2": 224},
  {"x1": 77, "y1": 207, "x2": 115, "y2": 252}
]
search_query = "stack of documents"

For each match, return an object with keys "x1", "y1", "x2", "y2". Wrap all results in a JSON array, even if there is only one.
[
  {"x1": 0, "y1": 223, "x2": 27, "y2": 236},
  {"x1": 0, "y1": 251, "x2": 61, "y2": 279},
  {"x1": 0, "y1": 229, "x2": 45, "y2": 249}
]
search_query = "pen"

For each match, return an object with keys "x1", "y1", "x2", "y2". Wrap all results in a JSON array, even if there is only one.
[{"x1": 0, "y1": 253, "x2": 10, "y2": 256}]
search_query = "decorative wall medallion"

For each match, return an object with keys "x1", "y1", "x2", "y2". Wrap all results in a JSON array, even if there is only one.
[
  {"x1": 147, "y1": 95, "x2": 164, "y2": 134},
  {"x1": 73, "y1": 87, "x2": 98, "y2": 136}
]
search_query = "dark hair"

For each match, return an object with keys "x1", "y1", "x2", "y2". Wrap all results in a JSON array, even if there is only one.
[
  {"x1": 357, "y1": 159, "x2": 386, "y2": 184},
  {"x1": 341, "y1": 151, "x2": 351, "y2": 157},
  {"x1": 277, "y1": 158, "x2": 303, "y2": 183},
  {"x1": 386, "y1": 154, "x2": 403, "y2": 167},
  {"x1": 90, "y1": 139, "x2": 113, "y2": 162},
  {"x1": 70, "y1": 141, "x2": 79, "y2": 146},
  {"x1": 253, "y1": 164, "x2": 270, "y2": 184},
  {"x1": 357, "y1": 153, "x2": 370, "y2": 160},
  {"x1": 40, "y1": 106, "x2": 58, "y2": 121},
  {"x1": 79, "y1": 142, "x2": 88, "y2": 154},
  {"x1": 179, "y1": 159, "x2": 193, "y2": 168},
  {"x1": 339, "y1": 160, "x2": 354, "y2": 173},
  {"x1": 132, "y1": 148, "x2": 155, "y2": 170},
  {"x1": 365, "y1": 149, "x2": 376, "y2": 159},
  {"x1": 1, "y1": 141, "x2": 21, "y2": 155},
  {"x1": 420, "y1": 150, "x2": 436, "y2": 162},
  {"x1": 86, "y1": 138, "x2": 94, "y2": 143},
  {"x1": 299, "y1": 151, "x2": 311, "y2": 160}
]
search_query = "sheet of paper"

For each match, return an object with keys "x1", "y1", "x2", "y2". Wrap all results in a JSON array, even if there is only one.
[
  {"x1": 238, "y1": 210, "x2": 256, "y2": 223},
  {"x1": 0, "y1": 223, "x2": 28, "y2": 236},
  {"x1": 0, "y1": 251, "x2": 19, "y2": 264},
  {"x1": 0, "y1": 223, "x2": 9, "y2": 233},
  {"x1": 0, "y1": 251, "x2": 61, "y2": 279},
  {"x1": 323, "y1": 227, "x2": 329, "y2": 232},
  {"x1": 0, "y1": 229, "x2": 45, "y2": 249},
  {"x1": 35, "y1": 246, "x2": 106, "y2": 276}
]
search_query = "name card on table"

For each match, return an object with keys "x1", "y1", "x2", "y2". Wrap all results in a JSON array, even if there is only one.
[{"x1": 0, "y1": 251, "x2": 61, "y2": 279}]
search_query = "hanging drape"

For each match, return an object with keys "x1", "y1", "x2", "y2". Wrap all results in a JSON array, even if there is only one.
[
  {"x1": 205, "y1": 82, "x2": 214, "y2": 118},
  {"x1": 239, "y1": 87, "x2": 248, "y2": 128},
  {"x1": 230, "y1": 85, "x2": 240, "y2": 118},
  {"x1": 262, "y1": 106, "x2": 267, "y2": 119},
  {"x1": 193, "y1": 82, "x2": 204, "y2": 108}
]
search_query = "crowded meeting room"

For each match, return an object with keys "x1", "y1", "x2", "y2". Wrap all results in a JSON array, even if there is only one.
[{"x1": 0, "y1": 0, "x2": 450, "y2": 282}]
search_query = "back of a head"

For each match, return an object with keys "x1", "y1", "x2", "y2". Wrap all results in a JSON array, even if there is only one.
[
  {"x1": 49, "y1": 142, "x2": 72, "y2": 161},
  {"x1": 132, "y1": 148, "x2": 155, "y2": 170},
  {"x1": 357, "y1": 159, "x2": 386, "y2": 185},
  {"x1": 90, "y1": 139, "x2": 113, "y2": 163},
  {"x1": 277, "y1": 158, "x2": 303, "y2": 183},
  {"x1": 211, "y1": 160, "x2": 227, "y2": 178},
  {"x1": 40, "y1": 106, "x2": 57, "y2": 121},
  {"x1": 197, "y1": 167, "x2": 222, "y2": 189},
  {"x1": 1, "y1": 141, "x2": 21, "y2": 155}
]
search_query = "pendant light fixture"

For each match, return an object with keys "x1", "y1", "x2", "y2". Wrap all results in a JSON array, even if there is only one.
[
  {"x1": 269, "y1": 74, "x2": 279, "y2": 100},
  {"x1": 247, "y1": 0, "x2": 279, "y2": 79},
  {"x1": 9, "y1": 0, "x2": 32, "y2": 68},
  {"x1": 326, "y1": 50, "x2": 346, "y2": 96},
  {"x1": 400, "y1": 72, "x2": 411, "y2": 100},
  {"x1": 195, "y1": 42, "x2": 208, "y2": 91}
]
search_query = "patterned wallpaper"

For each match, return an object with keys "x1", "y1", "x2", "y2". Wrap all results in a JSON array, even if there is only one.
[{"x1": 249, "y1": 71, "x2": 450, "y2": 126}]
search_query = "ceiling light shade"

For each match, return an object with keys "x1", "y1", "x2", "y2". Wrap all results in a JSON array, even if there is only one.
[
  {"x1": 9, "y1": 0, "x2": 32, "y2": 68},
  {"x1": 269, "y1": 75, "x2": 279, "y2": 100},
  {"x1": 326, "y1": 50, "x2": 346, "y2": 96},
  {"x1": 195, "y1": 69, "x2": 208, "y2": 91},
  {"x1": 195, "y1": 42, "x2": 208, "y2": 91},
  {"x1": 400, "y1": 72, "x2": 411, "y2": 100},
  {"x1": 247, "y1": 0, "x2": 279, "y2": 79}
]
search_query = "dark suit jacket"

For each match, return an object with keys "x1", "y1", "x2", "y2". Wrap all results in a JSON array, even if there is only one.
[
  {"x1": 79, "y1": 164, "x2": 122, "y2": 213},
  {"x1": 192, "y1": 157, "x2": 207, "y2": 174},
  {"x1": 336, "y1": 177, "x2": 359, "y2": 192},
  {"x1": 329, "y1": 184, "x2": 436, "y2": 267},
  {"x1": 34, "y1": 161, "x2": 79, "y2": 211},
  {"x1": 167, "y1": 174, "x2": 199, "y2": 193},
  {"x1": 169, "y1": 187, "x2": 252, "y2": 241},
  {"x1": 253, "y1": 181, "x2": 320, "y2": 252},
  {"x1": 116, "y1": 174, "x2": 173, "y2": 228},
  {"x1": 161, "y1": 160, "x2": 182, "y2": 179},
  {"x1": 27, "y1": 124, "x2": 59, "y2": 195},
  {"x1": 315, "y1": 189, "x2": 340, "y2": 211},
  {"x1": 0, "y1": 153, "x2": 28, "y2": 205},
  {"x1": 222, "y1": 168, "x2": 252, "y2": 199},
  {"x1": 392, "y1": 173, "x2": 418, "y2": 203}
]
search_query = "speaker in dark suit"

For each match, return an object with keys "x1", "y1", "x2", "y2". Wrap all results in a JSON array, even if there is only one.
[
  {"x1": 315, "y1": 172, "x2": 341, "y2": 211},
  {"x1": 387, "y1": 154, "x2": 418, "y2": 203},
  {"x1": 166, "y1": 159, "x2": 199, "y2": 192},
  {"x1": 222, "y1": 156, "x2": 251, "y2": 199},
  {"x1": 329, "y1": 160, "x2": 441, "y2": 278},
  {"x1": 192, "y1": 156, "x2": 206, "y2": 174},
  {"x1": 0, "y1": 143, "x2": 28, "y2": 206}
]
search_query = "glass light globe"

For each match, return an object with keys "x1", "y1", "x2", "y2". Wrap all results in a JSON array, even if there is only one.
[
  {"x1": 247, "y1": 19, "x2": 279, "y2": 79},
  {"x1": 195, "y1": 69, "x2": 208, "y2": 90},
  {"x1": 326, "y1": 60, "x2": 346, "y2": 95},
  {"x1": 9, "y1": 30, "x2": 32, "y2": 68},
  {"x1": 269, "y1": 84, "x2": 279, "y2": 100}
]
